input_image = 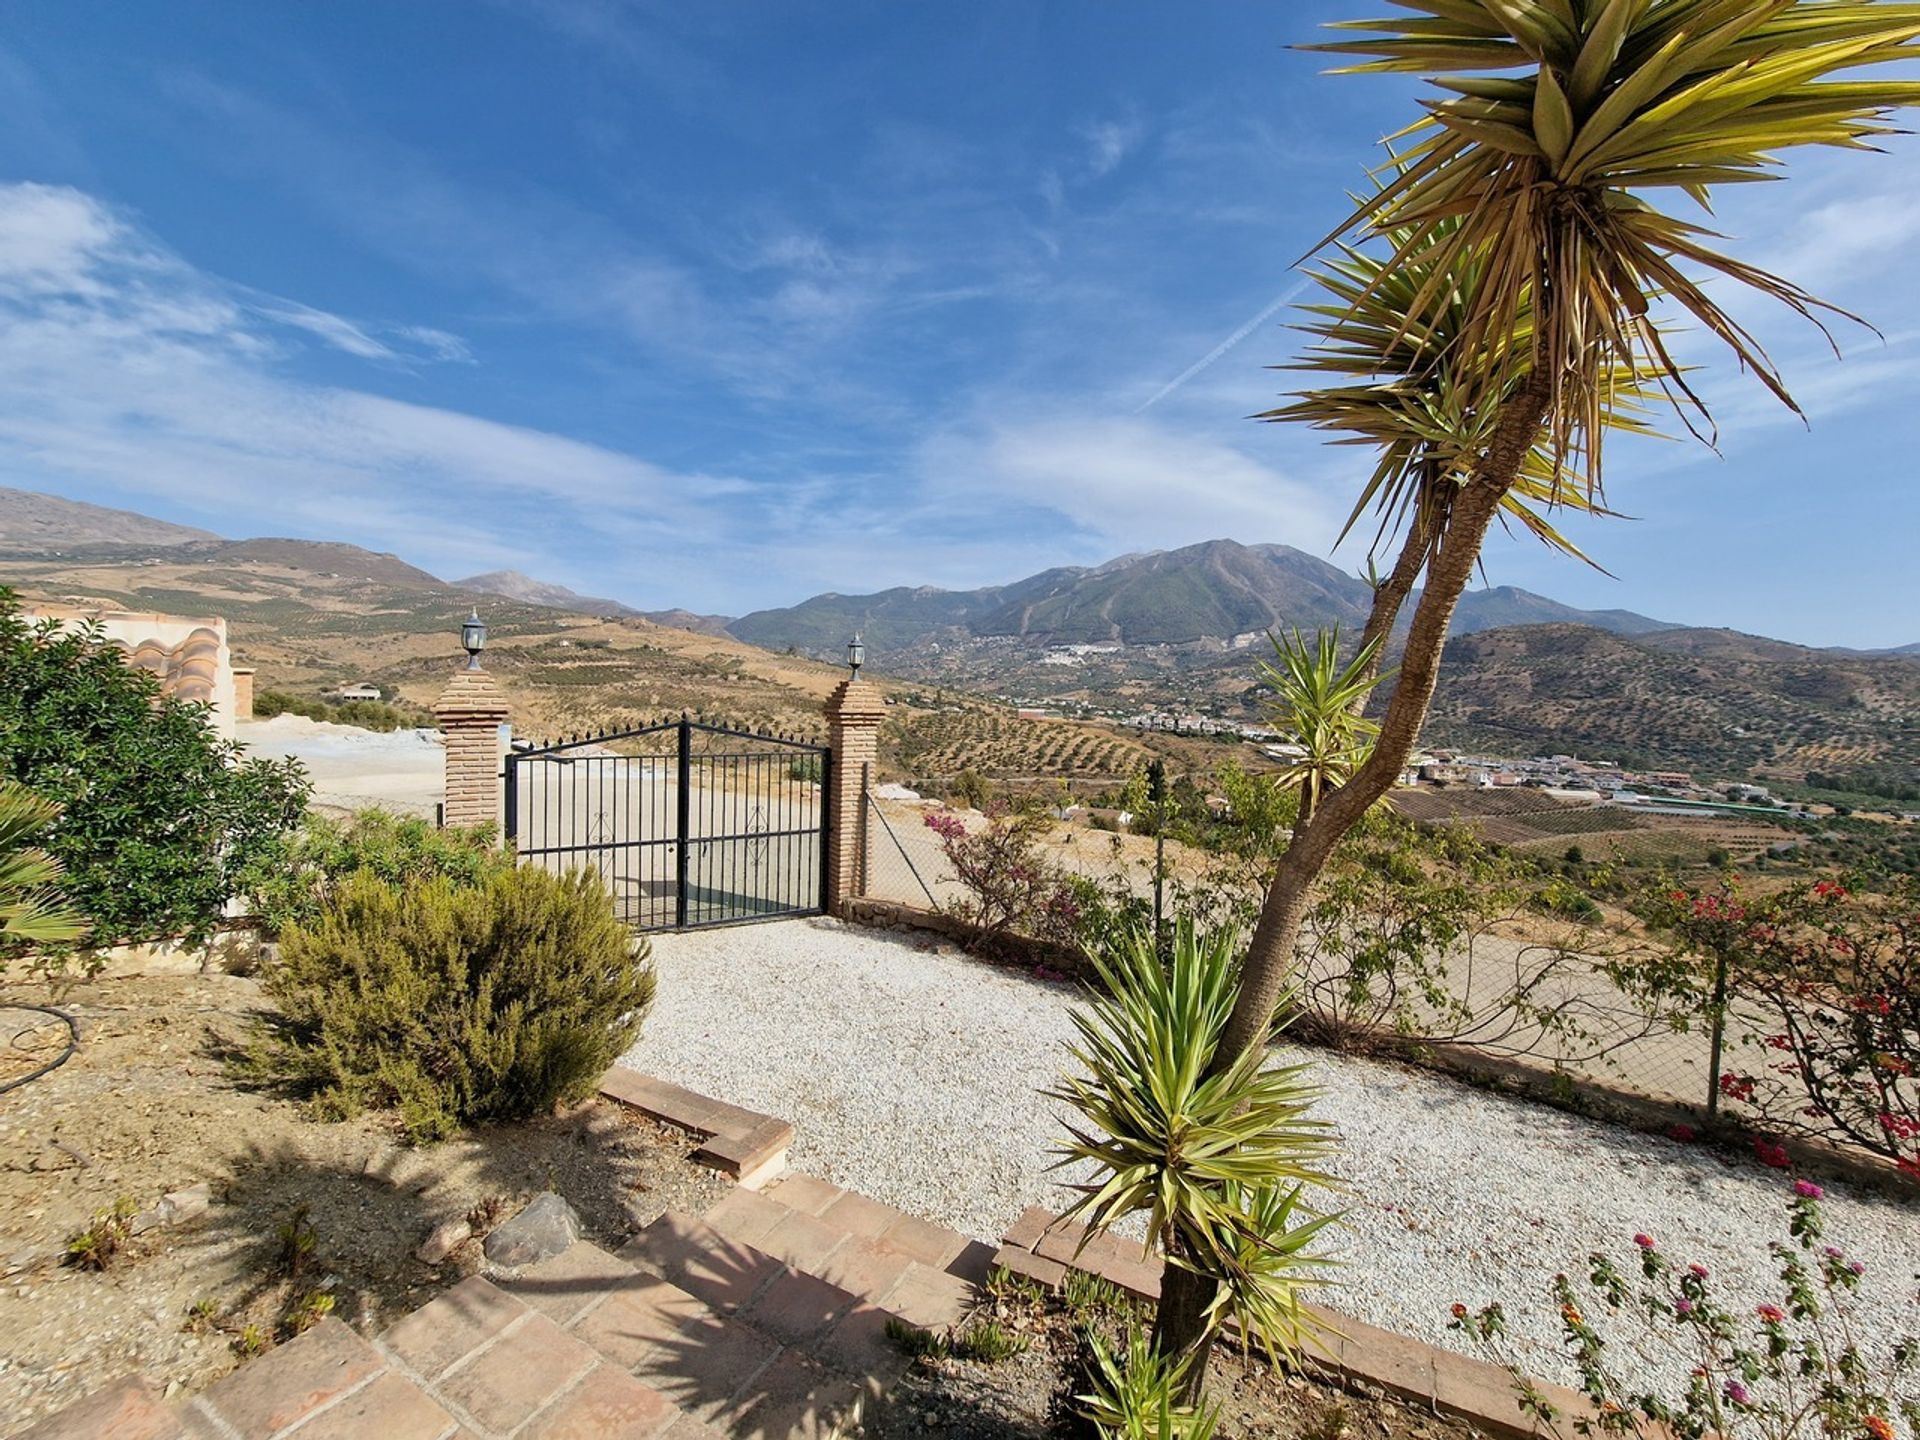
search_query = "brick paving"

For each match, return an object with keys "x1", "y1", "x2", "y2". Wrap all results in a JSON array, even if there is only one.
[{"x1": 23, "y1": 1174, "x2": 986, "y2": 1440}]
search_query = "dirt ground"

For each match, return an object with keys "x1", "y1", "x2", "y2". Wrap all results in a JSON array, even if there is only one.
[
  {"x1": 0, "y1": 972, "x2": 728, "y2": 1434},
  {"x1": 862, "y1": 1281, "x2": 1487, "y2": 1440}
]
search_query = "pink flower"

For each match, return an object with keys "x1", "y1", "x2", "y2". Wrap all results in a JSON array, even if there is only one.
[
  {"x1": 1723, "y1": 1381, "x2": 1752, "y2": 1407},
  {"x1": 1675, "y1": 1298, "x2": 1696, "y2": 1316},
  {"x1": 1633, "y1": 1233, "x2": 1656, "y2": 1250},
  {"x1": 1753, "y1": 1137, "x2": 1791, "y2": 1169},
  {"x1": 1757, "y1": 1304, "x2": 1786, "y2": 1324},
  {"x1": 1793, "y1": 1180, "x2": 1823, "y2": 1200},
  {"x1": 1688, "y1": 1263, "x2": 1709, "y2": 1280}
]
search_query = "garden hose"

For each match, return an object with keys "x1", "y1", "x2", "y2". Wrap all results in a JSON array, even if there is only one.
[{"x1": 0, "y1": 1003, "x2": 79, "y2": 1094}]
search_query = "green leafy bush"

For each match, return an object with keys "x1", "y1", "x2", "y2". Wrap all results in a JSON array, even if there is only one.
[
  {"x1": 243, "y1": 866, "x2": 653, "y2": 1142},
  {"x1": 241, "y1": 809, "x2": 512, "y2": 936},
  {"x1": 254, "y1": 690, "x2": 428, "y2": 733},
  {"x1": 0, "y1": 589, "x2": 310, "y2": 949}
]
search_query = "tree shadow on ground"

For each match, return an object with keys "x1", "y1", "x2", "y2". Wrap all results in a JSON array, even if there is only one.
[{"x1": 187, "y1": 1094, "x2": 726, "y2": 1343}]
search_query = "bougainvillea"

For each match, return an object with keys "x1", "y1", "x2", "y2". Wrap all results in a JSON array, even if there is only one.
[
  {"x1": 1640, "y1": 876, "x2": 1919, "y2": 1181},
  {"x1": 1451, "y1": 1188, "x2": 1918, "y2": 1440},
  {"x1": 922, "y1": 802, "x2": 1081, "y2": 955}
]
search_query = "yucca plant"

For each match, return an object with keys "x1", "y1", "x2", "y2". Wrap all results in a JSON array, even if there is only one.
[
  {"x1": 0, "y1": 780, "x2": 87, "y2": 952},
  {"x1": 1216, "y1": 1, "x2": 1920, "y2": 1092},
  {"x1": 1078, "y1": 1323, "x2": 1224, "y2": 1440},
  {"x1": 1256, "y1": 627, "x2": 1391, "y2": 825},
  {"x1": 1050, "y1": 919, "x2": 1337, "y2": 1392}
]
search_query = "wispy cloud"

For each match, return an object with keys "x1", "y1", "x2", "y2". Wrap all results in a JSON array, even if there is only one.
[
  {"x1": 0, "y1": 182, "x2": 741, "y2": 584},
  {"x1": 1079, "y1": 116, "x2": 1147, "y2": 179}
]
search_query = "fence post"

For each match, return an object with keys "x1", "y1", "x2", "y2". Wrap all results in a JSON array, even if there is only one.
[
  {"x1": 1705, "y1": 950, "x2": 1730, "y2": 1117},
  {"x1": 825, "y1": 674, "x2": 885, "y2": 915},
  {"x1": 433, "y1": 666, "x2": 511, "y2": 837}
]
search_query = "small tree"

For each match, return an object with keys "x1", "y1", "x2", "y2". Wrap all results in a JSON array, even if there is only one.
[
  {"x1": 0, "y1": 590, "x2": 310, "y2": 949},
  {"x1": 1640, "y1": 876, "x2": 1919, "y2": 1180},
  {"x1": 924, "y1": 803, "x2": 1081, "y2": 954},
  {"x1": 1050, "y1": 920, "x2": 1337, "y2": 1393}
]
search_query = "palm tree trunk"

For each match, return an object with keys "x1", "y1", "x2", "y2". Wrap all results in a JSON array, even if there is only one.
[
  {"x1": 1351, "y1": 498, "x2": 1433, "y2": 698},
  {"x1": 1216, "y1": 373, "x2": 1552, "y2": 1069},
  {"x1": 1151, "y1": 1242, "x2": 1218, "y2": 1401},
  {"x1": 1145, "y1": 378, "x2": 1552, "y2": 1378}
]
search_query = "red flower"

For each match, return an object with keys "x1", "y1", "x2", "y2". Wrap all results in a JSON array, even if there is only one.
[{"x1": 1753, "y1": 1137, "x2": 1791, "y2": 1169}]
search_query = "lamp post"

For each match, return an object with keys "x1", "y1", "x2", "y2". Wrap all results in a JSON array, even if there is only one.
[
  {"x1": 846, "y1": 633, "x2": 865, "y2": 678},
  {"x1": 461, "y1": 608, "x2": 487, "y2": 672}
]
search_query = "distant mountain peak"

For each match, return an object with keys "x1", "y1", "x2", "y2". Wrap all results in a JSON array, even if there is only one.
[
  {"x1": 0, "y1": 486, "x2": 221, "y2": 550},
  {"x1": 457, "y1": 569, "x2": 636, "y2": 617}
]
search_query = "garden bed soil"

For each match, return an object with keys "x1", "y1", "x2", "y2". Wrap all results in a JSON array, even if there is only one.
[
  {"x1": 860, "y1": 1286, "x2": 1489, "y2": 1440},
  {"x1": 0, "y1": 971, "x2": 728, "y2": 1434}
]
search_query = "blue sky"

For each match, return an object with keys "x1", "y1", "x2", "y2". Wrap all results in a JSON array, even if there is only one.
[{"x1": 1, "y1": 3, "x2": 1917, "y2": 646}]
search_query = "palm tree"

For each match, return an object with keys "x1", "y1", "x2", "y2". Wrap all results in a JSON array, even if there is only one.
[
  {"x1": 0, "y1": 781, "x2": 86, "y2": 949},
  {"x1": 1214, "y1": 0, "x2": 1920, "y2": 1081},
  {"x1": 1256, "y1": 627, "x2": 1390, "y2": 826}
]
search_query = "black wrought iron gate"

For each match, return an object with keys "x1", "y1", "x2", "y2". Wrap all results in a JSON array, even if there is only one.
[{"x1": 504, "y1": 717, "x2": 830, "y2": 931}]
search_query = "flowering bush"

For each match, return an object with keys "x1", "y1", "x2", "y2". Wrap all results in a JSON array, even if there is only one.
[
  {"x1": 1451, "y1": 1188, "x2": 1917, "y2": 1440},
  {"x1": 922, "y1": 802, "x2": 1081, "y2": 954},
  {"x1": 1640, "y1": 877, "x2": 1919, "y2": 1180}
]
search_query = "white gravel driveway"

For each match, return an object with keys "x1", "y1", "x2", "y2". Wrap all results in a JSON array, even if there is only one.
[{"x1": 622, "y1": 917, "x2": 1920, "y2": 1391}]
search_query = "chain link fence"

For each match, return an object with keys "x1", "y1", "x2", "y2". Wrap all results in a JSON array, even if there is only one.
[{"x1": 855, "y1": 782, "x2": 1757, "y2": 1120}]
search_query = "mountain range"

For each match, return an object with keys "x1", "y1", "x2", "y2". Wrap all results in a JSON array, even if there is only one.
[
  {"x1": 2, "y1": 486, "x2": 1915, "y2": 789},
  {"x1": 727, "y1": 539, "x2": 1686, "y2": 654}
]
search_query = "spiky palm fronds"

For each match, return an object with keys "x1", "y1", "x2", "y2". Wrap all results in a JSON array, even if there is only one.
[
  {"x1": 1311, "y1": 0, "x2": 1920, "y2": 491},
  {"x1": 1264, "y1": 205, "x2": 1666, "y2": 568},
  {"x1": 1077, "y1": 1322, "x2": 1224, "y2": 1440},
  {"x1": 1049, "y1": 921, "x2": 1338, "y2": 1362},
  {"x1": 0, "y1": 781, "x2": 86, "y2": 947},
  {"x1": 1257, "y1": 628, "x2": 1390, "y2": 823}
]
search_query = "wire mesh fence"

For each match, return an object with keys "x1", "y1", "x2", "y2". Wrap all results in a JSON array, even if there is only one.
[{"x1": 855, "y1": 783, "x2": 1745, "y2": 1118}]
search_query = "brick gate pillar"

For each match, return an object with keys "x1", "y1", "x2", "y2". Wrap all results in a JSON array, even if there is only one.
[
  {"x1": 824, "y1": 675, "x2": 885, "y2": 913},
  {"x1": 434, "y1": 668, "x2": 511, "y2": 834}
]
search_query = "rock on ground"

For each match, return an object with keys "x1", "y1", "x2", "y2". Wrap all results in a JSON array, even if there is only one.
[{"x1": 483, "y1": 1191, "x2": 580, "y2": 1269}]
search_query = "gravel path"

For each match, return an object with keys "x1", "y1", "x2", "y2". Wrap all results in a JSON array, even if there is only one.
[{"x1": 624, "y1": 918, "x2": 1920, "y2": 1392}]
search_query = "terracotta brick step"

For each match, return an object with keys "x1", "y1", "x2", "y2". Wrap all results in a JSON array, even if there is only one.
[{"x1": 713, "y1": 1174, "x2": 996, "y2": 1318}]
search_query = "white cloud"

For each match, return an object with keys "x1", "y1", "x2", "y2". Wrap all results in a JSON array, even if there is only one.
[
  {"x1": 917, "y1": 412, "x2": 1343, "y2": 560},
  {"x1": 1080, "y1": 117, "x2": 1147, "y2": 179},
  {"x1": 0, "y1": 181, "x2": 739, "y2": 582}
]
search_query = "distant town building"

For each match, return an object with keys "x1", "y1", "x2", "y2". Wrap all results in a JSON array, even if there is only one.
[{"x1": 331, "y1": 682, "x2": 383, "y2": 702}]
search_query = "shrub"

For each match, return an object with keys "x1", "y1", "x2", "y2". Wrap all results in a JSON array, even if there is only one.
[
  {"x1": 240, "y1": 809, "x2": 512, "y2": 936},
  {"x1": 1077, "y1": 1323, "x2": 1222, "y2": 1440},
  {"x1": 253, "y1": 690, "x2": 427, "y2": 733},
  {"x1": 923, "y1": 803, "x2": 1081, "y2": 954},
  {"x1": 1641, "y1": 876, "x2": 1919, "y2": 1179},
  {"x1": 0, "y1": 589, "x2": 310, "y2": 950},
  {"x1": 242, "y1": 866, "x2": 653, "y2": 1142},
  {"x1": 1451, "y1": 1186, "x2": 1917, "y2": 1440}
]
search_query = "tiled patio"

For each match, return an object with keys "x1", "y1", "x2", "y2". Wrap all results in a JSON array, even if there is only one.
[{"x1": 21, "y1": 1170, "x2": 991, "y2": 1440}]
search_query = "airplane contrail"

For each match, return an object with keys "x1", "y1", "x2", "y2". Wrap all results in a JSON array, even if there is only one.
[{"x1": 1134, "y1": 277, "x2": 1310, "y2": 412}]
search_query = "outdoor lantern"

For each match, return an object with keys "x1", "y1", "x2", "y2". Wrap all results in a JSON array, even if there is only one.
[
  {"x1": 847, "y1": 633, "x2": 865, "y2": 677},
  {"x1": 461, "y1": 608, "x2": 487, "y2": 671}
]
